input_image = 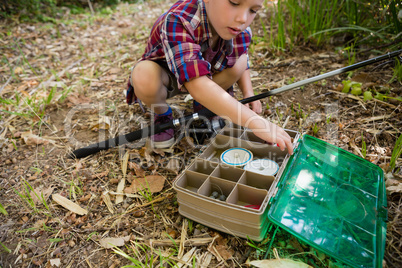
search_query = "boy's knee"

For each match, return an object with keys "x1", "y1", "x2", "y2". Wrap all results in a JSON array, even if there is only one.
[{"x1": 131, "y1": 61, "x2": 162, "y2": 96}]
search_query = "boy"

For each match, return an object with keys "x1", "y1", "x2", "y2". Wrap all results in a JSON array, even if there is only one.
[{"x1": 127, "y1": 0, "x2": 293, "y2": 155}]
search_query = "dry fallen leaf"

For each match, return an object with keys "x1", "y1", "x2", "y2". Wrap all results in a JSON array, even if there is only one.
[
  {"x1": 128, "y1": 161, "x2": 146, "y2": 177},
  {"x1": 34, "y1": 218, "x2": 49, "y2": 228},
  {"x1": 21, "y1": 131, "x2": 55, "y2": 146},
  {"x1": 249, "y1": 259, "x2": 311, "y2": 268},
  {"x1": 102, "y1": 192, "x2": 115, "y2": 214},
  {"x1": 99, "y1": 236, "x2": 130, "y2": 249},
  {"x1": 14, "y1": 66, "x2": 24, "y2": 74},
  {"x1": 32, "y1": 187, "x2": 54, "y2": 205},
  {"x1": 387, "y1": 184, "x2": 402, "y2": 193},
  {"x1": 164, "y1": 157, "x2": 181, "y2": 174},
  {"x1": 124, "y1": 175, "x2": 165, "y2": 194},
  {"x1": 52, "y1": 194, "x2": 88, "y2": 215},
  {"x1": 92, "y1": 170, "x2": 109, "y2": 179},
  {"x1": 49, "y1": 258, "x2": 61, "y2": 267},
  {"x1": 66, "y1": 93, "x2": 91, "y2": 105},
  {"x1": 214, "y1": 245, "x2": 233, "y2": 260},
  {"x1": 90, "y1": 116, "x2": 111, "y2": 131}
]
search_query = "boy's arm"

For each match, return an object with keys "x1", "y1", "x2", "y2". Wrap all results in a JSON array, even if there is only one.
[
  {"x1": 237, "y1": 69, "x2": 262, "y2": 114},
  {"x1": 185, "y1": 76, "x2": 293, "y2": 155}
]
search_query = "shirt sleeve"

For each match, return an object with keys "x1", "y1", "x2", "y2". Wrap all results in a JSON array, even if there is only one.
[{"x1": 160, "y1": 13, "x2": 212, "y2": 88}]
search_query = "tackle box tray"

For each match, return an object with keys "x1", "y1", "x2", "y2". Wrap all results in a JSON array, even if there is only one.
[{"x1": 173, "y1": 124, "x2": 387, "y2": 268}]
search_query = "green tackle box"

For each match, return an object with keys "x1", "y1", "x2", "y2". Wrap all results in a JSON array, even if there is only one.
[{"x1": 173, "y1": 125, "x2": 387, "y2": 268}]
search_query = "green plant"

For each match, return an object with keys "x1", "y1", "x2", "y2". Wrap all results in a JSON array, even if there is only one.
[
  {"x1": 343, "y1": 42, "x2": 357, "y2": 65},
  {"x1": 262, "y1": 0, "x2": 400, "y2": 53},
  {"x1": 363, "y1": 91, "x2": 373, "y2": 101},
  {"x1": 390, "y1": 134, "x2": 402, "y2": 172},
  {"x1": 312, "y1": 123, "x2": 320, "y2": 136},
  {"x1": 276, "y1": 107, "x2": 284, "y2": 121},
  {"x1": 341, "y1": 80, "x2": 362, "y2": 95},
  {"x1": 389, "y1": 57, "x2": 402, "y2": 83},
  {"x1": 87, "y1": 231, "x2": 99, "y2": 241},
  {"x1": 67, "y1": 177, "x2": 83, "y2": 200},
  {"x1": 381, "y1": 0, "x2": 402, "y2": 35},
  {"x1": 0, "y1": 203, "x2": 8, "y2": 215},
  {"x1": 326, "y1": 115, "x2": 331, "y2": 124},
  {"x1": 188, "y1": 219, "x2": 194, "y2": 234},
  {"x1": 247, "y1": 238, "x2": 267, "y2": 259},
  {"x1": 293, "y1": 103, "x2": 306, "y2": 120},
  {"x1": 137, "y1": 179, "x2": 153, "y2": 203},
  {"x1": 287, "y1": 77, "x2": 296, "y2": 85},
  {"x1": 113, "y1": 241, "x2": 177, "y2": 267},
  {"x1": 276, "y1": 0, "x2": 342, "y2": 47},
  {"x1": 273, "y1": 0, "x2": 286, "y2": 50},
  {"x1": 13, "y1": 179, "x2": 51, "y2": 214},
  {"x1": 361, "y1": 134, "x2": 367, "y2": 158},
  {"x1": 0, "y1": 241, "x2": 11, "y2": 253}
]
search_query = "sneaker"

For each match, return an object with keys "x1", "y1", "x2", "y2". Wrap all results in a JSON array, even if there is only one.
[{"x1": 150, "y1": 113, "x2": 175, "y2": 148}]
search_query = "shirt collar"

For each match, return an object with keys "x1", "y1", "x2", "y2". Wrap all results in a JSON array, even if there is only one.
[{"x1": 198, "y1": 0, "x2": 234, "y2": 55}]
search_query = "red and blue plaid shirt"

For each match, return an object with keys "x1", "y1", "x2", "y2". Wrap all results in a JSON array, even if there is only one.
[{"x1": 140, "y1": 0, "x2": 252, "y2": 89}]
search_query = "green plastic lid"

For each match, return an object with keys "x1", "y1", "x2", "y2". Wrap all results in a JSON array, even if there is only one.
[{"x1": 268, "y1": 135, "x2": 387, "y2": 268}]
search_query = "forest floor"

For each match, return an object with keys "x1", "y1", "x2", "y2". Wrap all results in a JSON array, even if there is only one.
[{"x1": 0, "y1": 1, "x2": 401, "y2": 267}]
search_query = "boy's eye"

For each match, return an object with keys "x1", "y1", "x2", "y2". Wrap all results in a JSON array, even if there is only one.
[
  {"x1": 250, "y1": 9, "x2": 258, "y2": 14},
  {"x1": 229, "y1": 0, "x2": 239, "y2": 6}
]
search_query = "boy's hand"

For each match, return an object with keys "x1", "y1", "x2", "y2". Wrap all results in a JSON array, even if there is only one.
[
  {"x1": 245, "y1": 99, "x2": 262, "y2": 114},
  {"x1": 249, "y1": 118, "x2": 294, "y2": 155}
]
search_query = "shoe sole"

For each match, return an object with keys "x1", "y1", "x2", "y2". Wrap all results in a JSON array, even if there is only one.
[{"x1": 150, "y1": 137, "x2": 175, "y2": 149}]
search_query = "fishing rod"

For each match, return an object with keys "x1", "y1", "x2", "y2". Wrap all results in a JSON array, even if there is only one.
[{"x1": 71, "y1": 49, "x2": 402, "y2": 159}]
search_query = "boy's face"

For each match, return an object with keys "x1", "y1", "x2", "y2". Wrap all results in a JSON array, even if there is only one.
[{"x1": 203, "y1": 0, "x2": 263, "y2": 40}]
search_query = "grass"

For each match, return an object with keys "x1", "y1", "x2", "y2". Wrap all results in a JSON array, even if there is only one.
[
  {"x1": 390, "y1": 134, "x2": 402, "y2": 172},
  {"x1": 262, "y1": 0, "x2": 401, "y2": 52},
  {"x1": 361, "y1": 134, "x2": 367, "y2": 159},
  {"x1": 389, "y1": 57, "x2": 402, "y2": 83},
  {"x1": 13, "y1": 179, "x2": 51, "y2": 215},
  {"x1": 113, "y1": 241, "x2": 177, "y2": 267},
  {"x1": 0, "y1": 241, "x2": 11, "y2": 253},
  {"x1": 0, "y1": 202, "x2": 8, "y2": 215},
  {"x1": 312, "y1": 123, "x2": 320, "y2": 137}
]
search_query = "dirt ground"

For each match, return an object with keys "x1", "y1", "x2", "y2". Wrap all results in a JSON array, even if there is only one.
[{"x1": 0, "y1": 1, "x2": 401, "y2": 267}]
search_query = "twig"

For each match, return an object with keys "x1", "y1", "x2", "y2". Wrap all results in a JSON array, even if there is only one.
[
  {"x1": 87, "y1": 0, "x2": 95, "y2": 15},
  {"x1": 178, "y1": 219, "x2": 188, "y2": 259},
  {"x1": 149, "y1": 237, "x2": 214, "y2": 247},
  {"x1": 0, "y1": 76, "x2": 13, "y2": 95}
]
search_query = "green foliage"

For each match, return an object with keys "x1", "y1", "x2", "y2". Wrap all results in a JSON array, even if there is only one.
[
  {"x1": 286, "y1": 0, "x2": 341, "y2": 46},
  {"x1": 390, "y1": 134, "x2": 402, "y2": 172},
  {"x1": 113, "y1": 242, "x2": 177, "y2": 267},
  {"x1": 363, "y1": 91, "x2": 373, "y2": 101},
  {"x1": 0, "y1": 0, "x2": 57, "y2": 21},
  {"x1": 341, "y1": 80, "x2": 362, "y2": 95},
  {"x1": 0, "y1": 203, "x2": 8, "y2": 216},
  {"x1": 312, "y1": 123, "x2": 320, "y2": 136},
  {"x1": 264, "y1": 0, "x2": 401, "y2": 51},
  {"x1": 0, "y1": 241, "x2": 11, "y2": 253},
  {"x1": 13, "y1": 179, "x2": 51, "y2": 214},
  {"x1": 389, "y1": 57, "x2": 402, "y2": 83},
  {"x1": 0, "y1": 0, "x2": 141, "y2": 21},
  {"x1": 361, "y1": 134, "x2": 367, "y2": 158}
]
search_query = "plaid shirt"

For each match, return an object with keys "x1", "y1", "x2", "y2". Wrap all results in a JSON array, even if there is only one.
[{"x1": 140, "y1": 0, "x2": 252, "y2": 89}]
